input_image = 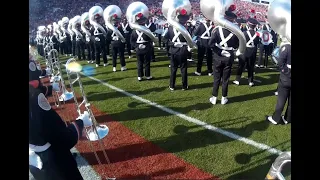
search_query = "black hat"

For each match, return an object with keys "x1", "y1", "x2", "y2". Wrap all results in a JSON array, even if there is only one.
[
  {"x1": 225, "y1": 10, "x2": 237, "y2": 20},
  {"x1": 247, "y1": 18, "x2": 259, "y2": 26}
]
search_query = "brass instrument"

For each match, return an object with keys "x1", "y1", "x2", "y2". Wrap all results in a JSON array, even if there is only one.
[
  {"x1": 126, "y1": 1, "x2": 158, "y2": 43},
  {"x1": 103, "y1": 5, "x2": 126, "y2": 43},
  {"x1": 65, "y1": 58, "x2": 110, "y2": 165},
  {"x1": 200, "y1": 0, "x2": 246, "y2": 56},
  {"x1": 162, "y1": 0, "x2": 197, "y2": 49}
]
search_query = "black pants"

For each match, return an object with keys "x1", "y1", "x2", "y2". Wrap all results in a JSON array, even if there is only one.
[
  {"x1": 170, "y1": 54, "x2": 188, "y2": 89},
  {"x1": 53, "y1": 44, "x2": 59, "y2": 53},
  {"x1": 67, "y1": 41, "x2": 72, "y2": 54},
  {"x1": 86, "y1": 41, "x2": 95, "y2": 61},
  {"x1": 37, "y1": 45, "x2": 44, "y2": 56},
  {"x1": 76, "y1": 41, "x2": 85, "y2": 60},
  {"x1": 72, "y1": 40, "x2": 76, "y2": 56},
  {"x1": 137, "y1": 52, "x2": 151, "y2": 77},
  {"x1": 125, "y1": 37, "x2": 132, "y2": 56},
  {"x1": 272, "y1": 73, "x2": 291, "y2": 123},
  {"x1": 94, "y1": 41, "x2": 108, "y2": 64},
  {"x1": 212, "y1": 58, "x2": 233, "y2": 97},
  {"x1": 112, "y1": 45, "x2": 126, "y2": 67},
  {"x1": 197, "y1": 46, "x2": 213, "y2": 73},
  {"x1": 150, "y1": 46, "x2": 155, "y2": 61},
  {"x1": 235, "y1": 54, "x2": 256, "y2": 83},
  {"x1": 166, "y1": 43, "x2": 170, "y2": 56},
  {"x1": 258, "y1": 44, "x2": 271, "y2": 67},
  {"x1": 106, "y1": 42, "x2": 110, "y2": 56},
  {"x1": 158, "y1": 34, "x2": 166, "y2": 48},
  {"x1": 60, "y1": 42, "x2": 65, "y2": 55}
]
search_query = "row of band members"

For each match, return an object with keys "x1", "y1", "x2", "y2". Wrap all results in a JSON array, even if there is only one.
[{"x1": 32, "y1": 12, "x2": 283, "y2": 105}]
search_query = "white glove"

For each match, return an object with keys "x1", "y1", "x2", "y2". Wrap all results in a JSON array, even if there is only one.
[
  {"x1": 187, "y1": 46, "x2": 192, "y2": 52},
  {"x1": 77, "y1": 111, "x2": 93, "y2": 127},
  {"x1": 112, "y1": 36, "x2": 119, "y2": 41},
  {"x1": 52, "y1": 82, "x2": 60, "y2": 92},
  {"x1": 138, "y1": 44, "x2": 146, "y2": 49},
  {"x1": 86, "y1": 37, "x2": 90, "y2": 42},
  {"x1": 46, "y1": 68, "x2": 52, "y2": 76},
  {"x1": 95, "y1": 37, "x2": 100, "y2": 42},
  {"x1": 153, "y1": 42, "x2": 155, "y2": 46},
  {"x1": 221, "y1": 50, "x2": 231, "y2": 57}
]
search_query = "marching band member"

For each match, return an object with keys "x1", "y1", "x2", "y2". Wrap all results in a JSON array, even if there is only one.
[
  {"x1": 208, "y1": 10, "x2": 239, "y2": 105},
  {"x1": 145, "y1": 17, "x2": 156, "y2": 62},
  {"x1": 89, "y1": 6, "x2": 109, "y2": 67},
  {"x1": 104, "y1": 5, "x2": 127, "y2": 72},
  {"x1": 81, "y1": 12, "x2": 96, "y2": 64},
  {"x1": 61, "y1": 17, "x2": 72, "y2": 56},
  {"x1": 266, "y1": 0, "x2": 291, "y2": 124},
  {"x1": 129, "y1": 4, "x2": 155, "y2": 81},
  {"x1": 267, "y1": 36, "x2": 291, "y2": 124},
  {"x1": 162, "y1": 23, "x2": 170, "y2": 57},
  {"x1": 122, "y1": 18, "x2": 133, "y2": 58},
  {"x1": 36, "y1": 27, "x2": 45, "y2": 57},
  {"x1": 68, "y1": 19, "x2": 76, "y2": 57},
  {"x1": 233, "y1": 18, "x2": 260, "y2": 86},
  {"x1": 193, "y1": 17, "x2": 214, "y2": 76},
  {"x1": 256, "y1": 24, "x2": 273, "y2": 68},
  {"x1": 163, "y1": 1, "x2": 195, "y2": 91},
  {"x1": 52, "y1": 22, "x2": 60, "y2": 52},
  {"x1": 73, "y1": 16, "x2": 86, "y2": 61},
  {"x1": 29, "y1": 50, "x2": 94, "y2": 180}
]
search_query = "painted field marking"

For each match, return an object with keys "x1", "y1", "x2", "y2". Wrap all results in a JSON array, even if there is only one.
[{"x1": 81, "y1": 73, "x2": 283, "y2": 155}]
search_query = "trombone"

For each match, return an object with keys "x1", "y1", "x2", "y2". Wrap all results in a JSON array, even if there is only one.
[
  {"x1": 65, "y1": 58, "x2": 110, "y2": 165},
  {"x1": 47, "y1": 49, "x2": 74, "y2": 109}
]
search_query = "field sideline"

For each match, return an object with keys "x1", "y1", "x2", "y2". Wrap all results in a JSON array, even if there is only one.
[{"x1": 35, "y1": 46, "x2": 291, "y2": 179}]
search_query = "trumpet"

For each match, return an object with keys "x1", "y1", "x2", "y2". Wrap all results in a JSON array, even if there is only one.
[{"x1": 65, "y1": 58, "x2": 110, "y2": 165}]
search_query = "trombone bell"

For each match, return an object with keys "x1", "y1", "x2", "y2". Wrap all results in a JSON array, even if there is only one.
[{"x1": 86, "y1": 125, "x2": 109, "y2": 141}]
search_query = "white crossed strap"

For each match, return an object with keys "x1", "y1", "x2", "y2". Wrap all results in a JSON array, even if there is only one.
[
  {"x1": 215, "y1": 27, "x2": 234, "y2": 51},
  {"x1": 145, "y1": 23, "x2": 152, "y2": 29},
  {"x1": 48, "y1": 36, "x2": 53, "y2": 43},
  {"x1": 200, "y1": 22, "x2": 212, "y2": 39},
  {"x1": 246, "y1": 31, "x2": 257, "y2": 47},
  {"x1": 172, "y1": 28, "x2": 187, "y2": 47},
  {"x1": 93, "y1": 27, "x2": 103, "y2": 36},
  {"x1": 122, "y1": 23, "x2": 129, "y2": 33},
  {"x1": 136, "y1": 30, "x2": 147, "y2": 43}
]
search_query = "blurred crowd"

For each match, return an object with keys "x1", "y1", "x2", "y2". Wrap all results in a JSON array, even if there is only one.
[{"x1": 29, "y1": 0, "x2": 268, "y2": 34}]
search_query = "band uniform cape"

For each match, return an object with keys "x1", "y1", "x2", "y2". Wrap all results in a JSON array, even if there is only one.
[{"x1": 29, "y1": 85, "x2": 84, "y2": 180}]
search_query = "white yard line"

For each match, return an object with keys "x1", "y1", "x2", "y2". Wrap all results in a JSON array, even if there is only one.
[{"x1": 82, "y1": 73, "x2": 283, "y2": 155}]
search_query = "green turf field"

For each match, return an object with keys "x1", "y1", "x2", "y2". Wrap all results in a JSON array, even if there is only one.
[{"x1": 38, "y1": 45, "x2": 291, "y2": 179}]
